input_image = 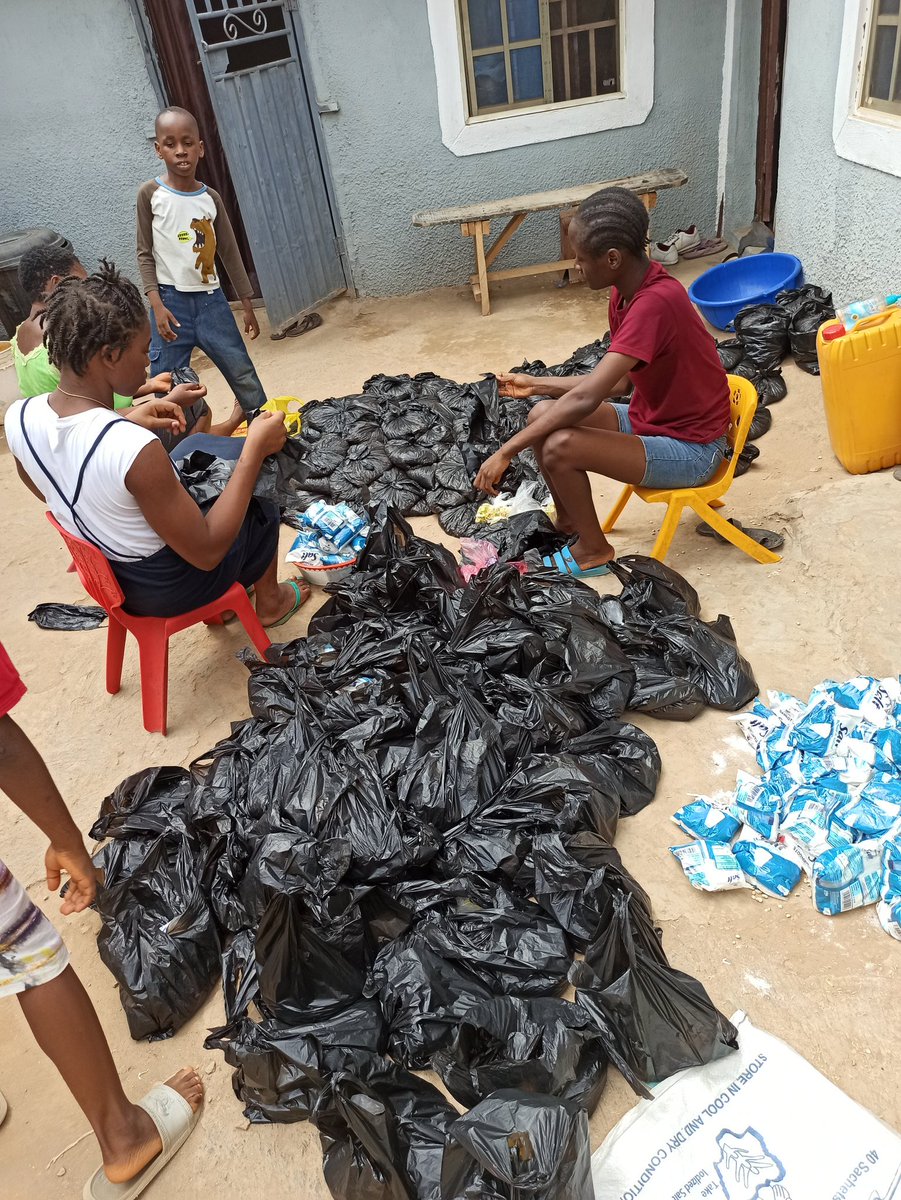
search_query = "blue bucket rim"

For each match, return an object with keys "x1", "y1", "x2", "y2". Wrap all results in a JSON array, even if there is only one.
[{"x1": 687, "y1": 252, "x2": 803, "y2": 309}]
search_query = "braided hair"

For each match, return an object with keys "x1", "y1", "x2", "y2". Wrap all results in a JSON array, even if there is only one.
[
  {"x1": 44, "y1": 260, "x2": 147, "y2": 376},
  {"x1": 571, "y1": 186, "x2": 649, "y2": 258},
  {"x1": 17, "y1": 244, "x2": 80, "y2": 303}
]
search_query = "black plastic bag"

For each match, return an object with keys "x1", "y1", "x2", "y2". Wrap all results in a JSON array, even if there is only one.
[
  {"x1": 748, "y1": 401, "x2": 773, "y2": 441},
  {"x1": 715, "y1": 338, "x2": 744, "y2": 371},
  {"x1": 480, "y1": 511, "x2": 568, "y2": 561},
  {"x1": 733, "y1": 362, "x2": 787, "y2": 406},
  {"x1": 416, "y1": 891, "x2": 572, "y2": 997},
  {"x1": 432, "y1": 996, "x2": 609, "y2": 1113},
  {"x1": 96, "y1": 834, "x2": 220, "y2": 1040},
  {"x1": 364, "y1": 929, "x2": 494, "y2": 1069},
  {"x1": 313, "y1": 1060, "x2": 459, "y2": 1200},
  {"x1": 519, "y1": 830, "x2": 651, "y2": 950},
  {"x1": 254, "y1": 892, "x2": 368, "y2": 1025},
  {"x1": 205, "y1": 1002, "x2": 386, "y2": 1123},
  {"x1": 442, "y1": 1091, "x2": 594, "y2": 1200},
  {"x1": 571, "y1": 894, "x2": 738, "y2": 1085},
  {"x1": 653, "y1": 611, "x2": 758, "y2": 710},
  {"x1": 27, "y1": 602, "x2": 107, "y2": 631},
  {"x1": 732, "y1": 303, "x2": 790, "y2": 370},
  {"x1": 780, "y1": 286, "x2": 835, "y2": 375},
  {"x1": 92, "y1": 766, "x2": 194, "y2": 841},
  {"x1": 628, "y1": 658, "x2": 706, "y2": 720}
]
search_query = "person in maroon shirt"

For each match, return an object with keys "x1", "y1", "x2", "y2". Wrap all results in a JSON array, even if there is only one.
[{"x1": 475, "y1": 187, "x2": 731, "y2": 576}]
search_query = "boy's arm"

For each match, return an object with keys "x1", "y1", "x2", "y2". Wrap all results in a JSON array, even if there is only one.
[
  {"x1": 137, "y1": 181, "x2": 180, "y2": 342},
  {"x1": 136, "y1": 181, "x2": 161, "y2": 297},
  {"x1": 0, "y1": 713, "x2": 98, "y2": 913},
  {"x1": 210, "y1": 191, "x2": 258, "y2": 340}
]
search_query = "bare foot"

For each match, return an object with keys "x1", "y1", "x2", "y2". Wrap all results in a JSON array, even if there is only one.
[
  {"x1": 256, "y1": 580, "x2": 311, "y2": 627},
  {"x1": 210, "y1": 401, "x2": 246, "y2": 438},
  {"x1": 102, "y1": 1067, "x2": 204, "y2": 1184},
  {"x1": 569, "y1": 538, "x2": 615, "y2": 571}
]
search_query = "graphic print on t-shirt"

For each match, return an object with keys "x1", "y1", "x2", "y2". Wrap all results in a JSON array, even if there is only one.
[{"x1": 191, "y1": 216, "x2": 217, "y2": 285}]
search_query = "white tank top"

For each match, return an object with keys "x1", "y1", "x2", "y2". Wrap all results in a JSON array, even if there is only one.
[{"x1": 6, "y1": 395, "x2": 168, "y2": 561}]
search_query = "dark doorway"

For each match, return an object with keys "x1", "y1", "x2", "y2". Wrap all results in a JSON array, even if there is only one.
[
  {"x1": 137, "y1": 0, "x2": 260, "y2": 299},
  {"x1": 755, "y1": 0, "x2": 788, "y2": 226}
]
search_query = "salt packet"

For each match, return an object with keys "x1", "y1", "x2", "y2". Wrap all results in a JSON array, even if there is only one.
[
  {"x1": 672, "y1": 799, "x2": 741, "y2": 843},
  {"x1": 670, "y1": 840, "x2": 746, "y2": 892},
  {"x1": 811, "y1": 840, "x2": 883, "y2": 915},
  {"x1": 733, "y1": 839, "x2": 802, "y2": 898},
  {"x1": 877, "y1": 836, "x2": 901, "y2": 941}
]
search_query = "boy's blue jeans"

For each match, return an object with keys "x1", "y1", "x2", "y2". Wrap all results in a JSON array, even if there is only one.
[{"x1": 149, "y1": 284, "x2": 266, "y2": 415}]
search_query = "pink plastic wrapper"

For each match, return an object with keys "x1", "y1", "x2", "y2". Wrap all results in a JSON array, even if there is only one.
[{"x1": 459, "y1": 539, "x2": 526, "y2": 582}]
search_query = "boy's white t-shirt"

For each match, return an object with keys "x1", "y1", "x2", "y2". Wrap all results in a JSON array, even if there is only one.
[
  {"x1": 148, "y1": 179, "x2": 221, "y2": 293},
  {"x1": 6, "y1": 395, "x2": 168, "y2": 561}
]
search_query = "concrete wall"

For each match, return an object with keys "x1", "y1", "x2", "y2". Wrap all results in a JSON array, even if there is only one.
[
  {"x1": 721, "y1": 0, "x2": 761, "y2": 239},
  {"x1": 301, "y1": 0, "x2": 726, "y2": 296},
  {"x1": 0, "y1": 0, "x2": 158, "y2": 289},
  {"x1": 776, "y1": 0, "x2": 901, "y2": 302}
]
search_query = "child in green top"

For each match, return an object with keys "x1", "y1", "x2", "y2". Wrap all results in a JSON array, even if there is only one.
[{"x1": 12, "y1": 244, "x2": 209, "y2": 448}]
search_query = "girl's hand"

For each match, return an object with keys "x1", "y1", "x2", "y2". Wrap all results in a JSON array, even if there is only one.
[
  {"x1": 167, "y1": 382, "x2": 208, "y2": 410},
  {"x1": 145, "y1": 371, "x2": 173, "y2": 395},
  {"x1": 126, "y1": 399, "x2": 186, "y2": 436},
  {"x1": 475, "y1": 449, "x2": 513, "y2": 496},
  {"x1": 496, "y1": 372, "x2": 540, "y2": 399},
  {"x1": 46, "y1": 841, "x2": 99, "y2": 914},
  {"x1": 245, "y1": 409, "x2": 286, "y2": 458}
]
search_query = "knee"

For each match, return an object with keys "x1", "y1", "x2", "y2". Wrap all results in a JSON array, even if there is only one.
[
  {"x1": 527, "y1": 398, "x2": 553, "y2": 425},
  {"x1": 543, "y1": 427, "x2": 575, "y2": 467}
]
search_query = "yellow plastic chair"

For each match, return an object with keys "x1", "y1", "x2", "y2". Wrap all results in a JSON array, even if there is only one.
[{"x1": 602, "y1": 375, "x2": 781, "y2": 564}]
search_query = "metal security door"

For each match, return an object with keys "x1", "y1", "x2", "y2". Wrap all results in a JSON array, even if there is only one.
[{"x1": 185, "y1": 0, "x2": 348, "y2": 330}]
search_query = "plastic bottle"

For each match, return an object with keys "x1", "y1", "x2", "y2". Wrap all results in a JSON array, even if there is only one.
[{"x1": 835, "y1": 297, "x2": 887, "y2": 331}]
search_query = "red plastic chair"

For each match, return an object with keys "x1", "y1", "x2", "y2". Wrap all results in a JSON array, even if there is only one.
[{"x1": 47, "y1": 513, "x2": 271, "y2": 735}]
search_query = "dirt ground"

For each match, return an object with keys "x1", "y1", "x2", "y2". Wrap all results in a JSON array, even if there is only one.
[{"x1": 0, "y1": 260, "x2": 898, "y2": 1199}]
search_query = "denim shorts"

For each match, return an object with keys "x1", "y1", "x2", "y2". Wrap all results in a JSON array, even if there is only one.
[{"x1": 610, "y1": 403, "x2": 728, "y2": 489}]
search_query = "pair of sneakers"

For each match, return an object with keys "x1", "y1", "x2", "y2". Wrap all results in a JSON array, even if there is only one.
[{"x1": 649, "y1": 225, "x2": 701, "y2": 265}]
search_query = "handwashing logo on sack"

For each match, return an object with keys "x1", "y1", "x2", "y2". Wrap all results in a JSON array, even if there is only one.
[{"x1": 714, "y1": 1127, "x2": 790, "y2": 1199}]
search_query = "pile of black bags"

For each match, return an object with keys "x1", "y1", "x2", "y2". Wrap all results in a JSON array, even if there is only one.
[
  {"x1": 178, "y1": 341, "x2": 612, "y2": 538},
  {"x1": 88, "y1": 509, "x2": 754, "y2": 1199}
]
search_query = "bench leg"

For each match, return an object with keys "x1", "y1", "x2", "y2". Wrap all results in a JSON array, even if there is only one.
[{"x1": 462, "y1": 220, "x2": 491, "y2": 315}]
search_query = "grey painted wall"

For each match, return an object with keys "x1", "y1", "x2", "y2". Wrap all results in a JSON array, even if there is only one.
[
  {"x1": 301, "y1": 0, "x2": 726, "y2": 296},
  {"x1": 776, "y1": 0, "x2": 901, "y2": 302},
  {"x1": 722, "y1": 0, "x2": 760, "y2": 239},
  {"x1": 0, "y1": 0, "x2": 158, "y2": 288}
]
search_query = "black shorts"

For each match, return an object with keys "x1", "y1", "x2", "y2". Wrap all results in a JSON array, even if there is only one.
[{"x1": 111, "y1": 498, "x2": 279, "y2": 617}]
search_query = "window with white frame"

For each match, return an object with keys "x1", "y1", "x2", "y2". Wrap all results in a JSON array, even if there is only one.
[
  {"x1": 426, "y1": 0, "x2": 653, "y2": 156},
  {"x1": 459, "y1": 0, "x2": 620, "y2": 118},
  {"x1": 861, "y1": 0, "x2": 901, "y2": 116},
  {"x1": 835, "y1": 0, "x2": 901, "y2": 177}
]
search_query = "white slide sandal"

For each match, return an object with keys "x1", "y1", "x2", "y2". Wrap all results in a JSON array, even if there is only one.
[{"x1": 83, "y1": 1082, "x2": 200, "y2": 1200}]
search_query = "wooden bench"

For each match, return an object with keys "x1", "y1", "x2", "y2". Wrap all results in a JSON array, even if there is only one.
[{"x1": 412, "y1": 169, "x2": 688, "y2": 316}]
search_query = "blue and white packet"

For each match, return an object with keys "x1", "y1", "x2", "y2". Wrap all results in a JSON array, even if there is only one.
[
  {"x1": 672, "y1": 799, "x2": 741, "y2": 843},
  {"x1": 828, "y1": 785, "x2": 901, "y2": 841},
  {"x1": 811, "y1": 840, "x2": 883, "y2": 915},
  {"x1": 733, "y1": 839, "x2": 802, "y2": 897},
  {"x1": 877, "y1": 836, "x2": 901, "y2": 941},
  {"x1": 731, "y1": 770, "x2": 781, "y2": 841},
  {"x1": 670, "y1": 840, "x2": 746, "y2": 891}
]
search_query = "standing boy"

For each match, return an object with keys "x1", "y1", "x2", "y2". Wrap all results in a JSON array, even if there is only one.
[{"x1": 137, "y1": 106, "x2": 265, "y2": 428}]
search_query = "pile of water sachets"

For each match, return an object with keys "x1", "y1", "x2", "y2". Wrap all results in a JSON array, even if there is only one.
[
  {"x1": 669, "y1": 676, "x2": 901, "y2": 939},
  {"x1": 285, "y1": 500, "x2": 369, "y2": 568}
]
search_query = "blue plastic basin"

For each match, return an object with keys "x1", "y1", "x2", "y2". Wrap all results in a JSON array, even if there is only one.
[{"x1": 688, "y1": 253, "x2": 803, "y2": 330}]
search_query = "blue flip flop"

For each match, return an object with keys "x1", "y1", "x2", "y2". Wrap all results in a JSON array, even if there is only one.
[{"x1": 541, "y1": 546, "x2": 612, "y2": 578}]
